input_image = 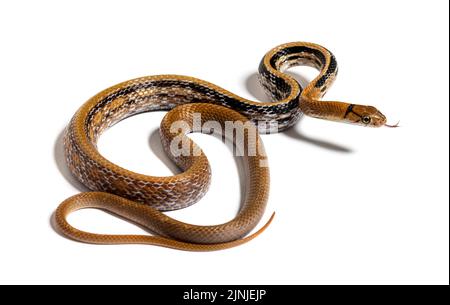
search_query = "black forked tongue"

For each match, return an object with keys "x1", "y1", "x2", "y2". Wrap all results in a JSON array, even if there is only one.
[{"x1": 385, "y1": 121, "x2": 400, "y2": 128}]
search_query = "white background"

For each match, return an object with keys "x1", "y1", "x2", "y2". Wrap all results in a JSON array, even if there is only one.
[{"x1": 0, "y1": 0, "x2": 448, "y2": 284}]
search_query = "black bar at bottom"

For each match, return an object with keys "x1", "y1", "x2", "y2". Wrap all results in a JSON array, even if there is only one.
[{"x1": 175, "y1": 286, "x2": 274, "y2": 304}]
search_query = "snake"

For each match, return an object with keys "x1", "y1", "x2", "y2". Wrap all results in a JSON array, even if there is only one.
[{"x1": 55, "y1": 42, "x2": 395, "y2": 251}]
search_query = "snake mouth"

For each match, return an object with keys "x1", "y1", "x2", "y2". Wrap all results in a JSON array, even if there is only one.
[{"x1": 370, "y1": 110, "x2": 389, "y2": 127}]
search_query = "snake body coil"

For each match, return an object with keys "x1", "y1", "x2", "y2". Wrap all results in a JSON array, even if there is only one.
[{"x1": 55, "y1": 42, "x2": 389, "y2": 251}]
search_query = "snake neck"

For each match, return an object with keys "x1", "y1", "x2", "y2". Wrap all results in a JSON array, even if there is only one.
[{"x1": 299, "y1": 96, "x2": 350, "y2": 122}]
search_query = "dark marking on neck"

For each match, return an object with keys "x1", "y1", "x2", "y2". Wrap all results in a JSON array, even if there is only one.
[{"x1": 344, "y1": 104, "x2": 355, "y2": 118}]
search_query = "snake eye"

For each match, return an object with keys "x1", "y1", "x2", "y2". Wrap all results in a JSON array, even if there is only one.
[{"x1": 362, "y1": 116, "x2": 371, "y2": 124}]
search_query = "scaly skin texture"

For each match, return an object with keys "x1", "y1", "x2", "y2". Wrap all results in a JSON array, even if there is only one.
[
  {"x1": 56, "y1": 104, "x2": 272, "y2": 251},
  {"x1": 55, "y1": 42, "x2": 390, "y2": 251}
]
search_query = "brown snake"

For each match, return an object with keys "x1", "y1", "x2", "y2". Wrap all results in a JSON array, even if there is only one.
[{"x1": 55, "y1": 42, "x2": 395, "y2": 251}]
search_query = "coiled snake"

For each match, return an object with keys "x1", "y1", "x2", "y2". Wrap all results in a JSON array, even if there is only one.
[{"x1": 55, "y1": 42, "x2": 395, "y2": 251}]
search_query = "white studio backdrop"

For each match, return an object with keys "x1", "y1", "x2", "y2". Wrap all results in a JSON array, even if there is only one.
[{"x1": 0, "y1": 0, "x2": 448, "y2": 284}]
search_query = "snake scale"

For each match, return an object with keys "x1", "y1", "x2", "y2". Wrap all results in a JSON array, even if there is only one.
[{"x1": 55, "y1": 42, "x2": 393, "y2": 251}]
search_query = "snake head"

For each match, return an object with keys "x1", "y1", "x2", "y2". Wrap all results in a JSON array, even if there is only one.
[{"x1": 345, "y1": 104, "x2": 387, "y2": 127}]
